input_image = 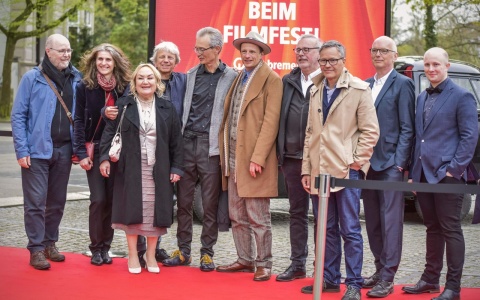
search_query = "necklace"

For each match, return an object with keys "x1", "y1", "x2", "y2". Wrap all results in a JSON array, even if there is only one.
[
  {"x1": 135, "y1": 96, "x2": 155, "y2": 147},
  {"x1": 136, "y1": 96, "x2": 154, "y2": 112},
  {"x1": 138, "y1": 97, "x2": 154, "y2": 104}
]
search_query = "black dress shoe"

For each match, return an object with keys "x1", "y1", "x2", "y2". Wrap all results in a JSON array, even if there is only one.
[
  {"x1": 323, "y1": 280, "x2": 341, "y2": 293},
  {"x1": 138, "y1": 250, "x2": 146, "y2": 269},
  {"x1": 276, "y1": 265, "x2": 306, "y2": 282},
  {"x1": 366, "y1": 280, "x2": 394, "y2": 298},
  {"x1": 432, "y1": 289, "x2": 460, "y2": 300},
  {"x1": 363, "y1": 271, "x2": 380, "y2": 288},
  {"x1": 402, "y1": 279, "x2": 440, "y2": 294},
  {"x1": 91, "y1": 251, "x2": 103, "y2": 266},
  {"x1": 199, "y1": 254, "x2": 215, "y2": 272},
  {"x1": 101, "y1": 251, "x2": 112, "y2": 264},
  {"x1": 300, "y1": 281, "x2": 341, "y2": 294},
  {"x1": 155, "y1": 248, "x2": 170, "y2": 262}
]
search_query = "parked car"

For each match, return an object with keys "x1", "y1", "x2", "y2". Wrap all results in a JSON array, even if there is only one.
[{"x1": 395, "y1": 56, "x2": 480, "y2": 220}]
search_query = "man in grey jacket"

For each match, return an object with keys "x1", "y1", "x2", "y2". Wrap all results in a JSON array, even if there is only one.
[{"x1": 162, "y1": 27, "x2": 237, "y2": 271}]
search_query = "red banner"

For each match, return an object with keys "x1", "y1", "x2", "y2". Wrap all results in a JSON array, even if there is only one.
[{"x1": 154, "y1": 0, "x2": 387, "y2": 79}]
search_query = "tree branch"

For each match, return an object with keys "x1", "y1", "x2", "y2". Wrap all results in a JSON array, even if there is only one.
[
  {"x1": 9, "y1": 0, "x2": 39, "y2": 31},
  {"x1": 13, "y1": 0, "x2": 87, "y2": 40},
  {"x1": 0, "y1": 23, "x2": 7, "y2": 35}
]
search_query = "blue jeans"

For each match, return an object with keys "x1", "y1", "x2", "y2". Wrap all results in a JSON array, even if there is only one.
[
  {"x1": 22, "y1": 143, "x2": 72, "y2": 253},
  {"x1": 312, "y1": 169, "x2": 363, "y2": 290}
]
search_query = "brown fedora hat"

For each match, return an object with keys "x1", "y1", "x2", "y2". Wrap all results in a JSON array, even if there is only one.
[{"x1": 233, "y1": 31, "x2": 271, "y2": 55}]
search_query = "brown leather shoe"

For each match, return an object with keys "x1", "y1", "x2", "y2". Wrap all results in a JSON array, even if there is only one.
[
  {"x1": 216, "y1": 261, "x2": 255, "y2": 273},
  {"x1": 45, "y1": 243, "x2": 65, "y2": 262},
  {"x1": 30, "y1": 251, "x2": 51, "y2": 270},
  {"x1": 253, "y1": 267, "x2": 271, "y2": 281}
]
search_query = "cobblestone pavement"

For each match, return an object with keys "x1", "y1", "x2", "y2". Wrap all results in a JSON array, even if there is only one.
[
  {"x1": 1, "y1": 199, "x2": 480, "y2": 288},
  {"x1": 1, "y1": 124, "x2": 479, "y2": 288}
]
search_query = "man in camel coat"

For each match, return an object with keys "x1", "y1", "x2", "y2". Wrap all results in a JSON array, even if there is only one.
[{"x1": 216, "y1": 31, "x2": 282, "y2": 282}]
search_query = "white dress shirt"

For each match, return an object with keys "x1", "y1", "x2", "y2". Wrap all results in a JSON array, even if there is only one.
[
  {"x1": 301, "y1": 68, "x2": 321, "y2": 97},
  {"x1": 371, "y1": 69, "x2": 393, "y2": 103}
]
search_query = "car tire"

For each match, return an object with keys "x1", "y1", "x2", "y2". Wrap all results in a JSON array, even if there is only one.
[
  {"x1": 193, "y1": 183, "x2": 204, "y2": 222},
  {"x1": 414, "y1": 193, "x2": 472, "y2": 221}
]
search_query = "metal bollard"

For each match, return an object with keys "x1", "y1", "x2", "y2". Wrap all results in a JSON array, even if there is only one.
[{"x1": 313, "y1": 174, "x2": 331, "y2": 300}]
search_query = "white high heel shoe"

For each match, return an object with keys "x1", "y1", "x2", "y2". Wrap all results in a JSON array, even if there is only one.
[
  {"x1": 145, "y1": 255, "x2": 160, "y2": 273},
  {"x1": 147, "y1": 265, "x2": 160, "y2": 273},
  {"x1": 128, "y1": 259, "x2": 141, "y2": 274}
]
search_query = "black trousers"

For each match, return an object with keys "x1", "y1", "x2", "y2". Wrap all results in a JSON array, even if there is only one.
[
  {"x1": 86, "y1": 151, "x2": 115, "y2": 252},
  {"x1": 417, "y1": 172, "x2": 464, "y2": 293},
  {"x1": 176, "y1": 131, "x2": 221, "y2": 257},
  {"x1": 363, "y1": 166, "x2": 404, "y2": 282},
  {"x1": 281, "y1": 157, "x2": 309, "y2": 268}
]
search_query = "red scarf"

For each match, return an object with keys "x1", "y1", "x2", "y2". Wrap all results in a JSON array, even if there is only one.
[
  {"x1": 97, "y1": 73, "x2": 116, "y2": 106},
  {"x1": 97, "y1": 73, "x2": 116, "y2": 92}
]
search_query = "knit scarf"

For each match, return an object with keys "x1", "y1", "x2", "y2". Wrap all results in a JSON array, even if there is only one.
[{"x1": 97, "y1": 73, "x2": 116, "y2": 92}]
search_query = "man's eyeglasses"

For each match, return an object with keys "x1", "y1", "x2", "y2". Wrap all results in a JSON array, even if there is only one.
[
  {"x1": 293, "y1": 47, "x2": 320, "y2": 54},
  {"x1": 319, "y1": 58, "x2": 344, "y2": 66},
  {"x1": 370, "y1": 48, "x2": 396, "y2": 55},
  {"x1": 50, "y1": 48, "x2": 73, "y2": 55},
  {"x1": 194, "y1": 46, "x2": 214, "y2": 54}
]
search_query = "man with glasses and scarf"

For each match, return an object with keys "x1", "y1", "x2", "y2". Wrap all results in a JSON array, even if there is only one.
[
  {"x1": 300, "y1": 40, "x2": 379, "y2": 300},
  {"x1": 11, "y1": 33, "x2": 82, "y2": 270}
]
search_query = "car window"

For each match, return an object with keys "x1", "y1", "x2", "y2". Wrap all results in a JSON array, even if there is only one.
[
  {"x1": 450, "y1": 76, "x2": 480, "y2": 110},
  {"x1": 471, "y1": 78, "x2": 480, "y2": 109},
  {"x1": 419, "y1": 74, "x2": 429, "y2": 92},
  {"x1": 450, "y1": 77, "x2": 474, "y2": 94}
]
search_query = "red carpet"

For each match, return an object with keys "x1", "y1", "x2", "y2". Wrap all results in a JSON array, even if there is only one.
[{"x1": 0, "y1": 247, "x2": 479, "y2": 300}]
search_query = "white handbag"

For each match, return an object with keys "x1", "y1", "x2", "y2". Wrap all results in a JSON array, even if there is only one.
[{"x1": 109, "y1": 105, "x2": 127, "y2": 162}]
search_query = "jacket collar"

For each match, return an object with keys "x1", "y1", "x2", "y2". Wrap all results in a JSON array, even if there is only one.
[
  {"x1": 374, "y1": 70, "x2": 397, "y2": 107},
  {"x1": 421, "y1": 77, "x2": 453, "y2": 131},
  {"x1": 243, "y1": 61, "x2": 269, "y2": 100}
]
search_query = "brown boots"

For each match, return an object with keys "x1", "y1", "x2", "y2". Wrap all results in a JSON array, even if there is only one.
[
  {"x1": 30, "y1": 251, "x2": 50, "y2": 270},
  {"x1": 45, "y1": 243, "x2": 65, "y2": 262},
  {"x1": 30, "y1": 243, "x2": 65, "y2": 270}
]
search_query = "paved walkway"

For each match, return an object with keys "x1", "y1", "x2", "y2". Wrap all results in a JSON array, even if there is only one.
[{"x1": 1, "y1": 121, "x2": 479, "y2": 288}]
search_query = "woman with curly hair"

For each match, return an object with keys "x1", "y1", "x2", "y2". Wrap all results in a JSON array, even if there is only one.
[{"x1": 73, "y1": 43, "x2": 131, "y2": 266}]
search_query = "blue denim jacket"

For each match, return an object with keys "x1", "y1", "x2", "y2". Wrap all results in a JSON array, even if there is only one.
[
  {"x1": 11, "y1": 66, "x2": 82, "y2": 160},
  {"x1": 168, "y1": 71, "x2": 187, "y2": 120}
]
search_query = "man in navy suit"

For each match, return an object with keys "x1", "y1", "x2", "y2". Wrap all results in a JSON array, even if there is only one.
[
  {"x1": 402, "y1": 47, "x2": 478, "y2": 300},
  {"x1": 362, "y1": 36, "x2": 415, "y2": 298}
]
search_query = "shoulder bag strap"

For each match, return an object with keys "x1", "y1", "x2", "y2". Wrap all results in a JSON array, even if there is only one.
[
  {"x1": 116, "y1": 105, "x2": 128, "y2": 134},
  {"x1": 39, "y1": 66, "x2": 74, "y2": 126},
  {"x1": 89, "y1": 91, "x2": 111, "y2": 143}
]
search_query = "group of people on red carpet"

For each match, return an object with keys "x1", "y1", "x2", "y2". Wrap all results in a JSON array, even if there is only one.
[{"x1": 11, "y1": 27, "x2": 480, "y2": 300}]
